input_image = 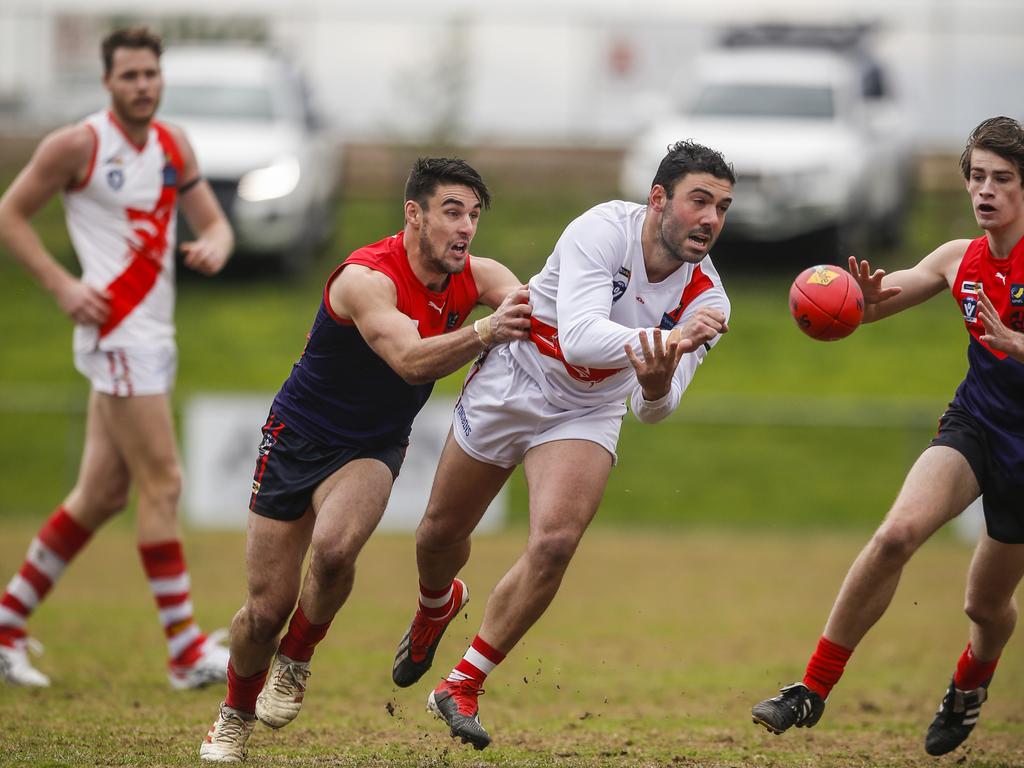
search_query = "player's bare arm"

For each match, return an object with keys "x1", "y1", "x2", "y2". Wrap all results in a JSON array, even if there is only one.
[
  {"x1": 851, "y1": 241, "x2": 967, "y2": 323},
  {"x1": 977, "y1": 287, "x2": 1024, "y2": 362},
  {"x1": 468, "y1": 255, "x2": 532, "y2": 340},
  {"x1": 333, "y1": 265, "x2": 530, "y2": 385},
  {"x1": 168, "y1": 125, "x2": 233, "y2": 276},
  {"x1": 0, "y1": 125, "x2": 110, "y2": 325}
]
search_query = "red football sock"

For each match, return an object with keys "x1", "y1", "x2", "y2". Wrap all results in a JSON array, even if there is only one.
[
  {"x1": 224, "y1": 660, "x2": 268, "y2": 714},
  {"x1": 448, "y1": 635, "x2": 506, "y2": 684},
  {"x1": 803, "y1": 635, "x2": 853, "y2": 699},
  {"x1": 278, "y1": 605, "x2": 331, "y2": 662},
  {"x1": 0, "y1": 507, "x2": 92, "y2": 646},
  {"x1": 953, "y1": 643, "x2": 999, "y2": 691}
]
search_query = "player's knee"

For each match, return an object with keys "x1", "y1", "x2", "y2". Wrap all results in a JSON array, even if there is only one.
[
  {"x1": 241, "y1": 600, "x2": 291, "y2": 645},
  {"x1": 963, "y1": 595, "x2": 1015, "y2": 629},
  {"x1": 309, "y1": 541, "x2": 357, "y2": 584},
  {"x1": 140, "y1": 463, "x2": 183, "y2": 509},
  {"x1": 870, "y1": 518, "x2": 919, "y2": 565},
  {"x1": 527, "y1": 530, "x2": 579, "y2": 574}
]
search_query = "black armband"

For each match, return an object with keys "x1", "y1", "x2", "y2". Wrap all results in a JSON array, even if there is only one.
[{"x1": 179, "y1": 176, "x2": 203, "y2": 194}]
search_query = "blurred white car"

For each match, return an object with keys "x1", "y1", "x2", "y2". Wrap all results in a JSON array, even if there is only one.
[
  {"x1": 160, "y1": 46, "x2": 341, "y2": 273},
  {"x1": 621, "y1": 46, "x2": 914, "y2": 253}
]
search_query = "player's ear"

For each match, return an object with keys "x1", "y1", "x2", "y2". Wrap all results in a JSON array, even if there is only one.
[
  {"x1": 648, "y1": 184, "x2": 668, "y2": 212},
  {"x1": 404, "y1": 200, "x2": 421, "y2": 227}
]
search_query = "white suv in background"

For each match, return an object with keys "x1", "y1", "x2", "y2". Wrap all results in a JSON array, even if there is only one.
[
  {"x1": 621, "y1": 44, "x2": 914, "y2": 255},
  {"x1": 160, "y1": 46, "x2": 341, "y2": 273}
]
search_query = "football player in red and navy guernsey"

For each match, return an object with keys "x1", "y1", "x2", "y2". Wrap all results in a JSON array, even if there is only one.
[
  {"x1": 752, "y1": 116, "x2": 1024, "y2": 758},
  {"x1": 199, "y1": 157, "x2": 531, "y2": 762}
]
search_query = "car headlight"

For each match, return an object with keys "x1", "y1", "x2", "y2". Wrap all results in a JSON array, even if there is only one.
[{"x1": 237, "y1": 156, "x2": 301, "y2": 202}]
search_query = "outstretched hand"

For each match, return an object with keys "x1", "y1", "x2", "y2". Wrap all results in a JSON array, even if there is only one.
[
  {"x1": 978, "y1": 288, "x2": 1024, "y2": 362},
  {"x1": 487, "y1": 285, "x2": 532, "y2": 344},
  {"x1": 848, "y1": 256, "x2": 901, "y2": 306},
  {"x1": 626, "y1": 307, "x2": 727, "y2": 401}
]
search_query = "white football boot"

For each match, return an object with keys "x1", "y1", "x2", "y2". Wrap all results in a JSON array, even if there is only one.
[
  {"x1": 200, "y1": 702, "x2": 256, "y2": 763},
  {"x1": 169, "y1": 629, "x2": 230, "y2": 690},
  {"x1": 0, "y1": 637, "x2": 50, "y2": 687},
  {"x1": 255, "y1": 653, "x2": 311, "y2": 728}
]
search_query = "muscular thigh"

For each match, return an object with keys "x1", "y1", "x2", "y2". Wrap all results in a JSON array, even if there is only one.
[
  {"x1": 523, "y1": 439, "x2": 614, "y2": 537},
  {"x1": 309, "y1": 458, "x2": 396, "y2": 556},
  {"x1": 884, "y1": 446, "x2": 981, "y2": 537},
  {"x1": 93, "y1": 392, "x2": 179, "y2": 481}
]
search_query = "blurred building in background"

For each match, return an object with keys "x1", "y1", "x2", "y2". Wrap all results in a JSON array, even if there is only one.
[{"x1": 0, "y1": 0, "x2": 1022, "y2": 152}]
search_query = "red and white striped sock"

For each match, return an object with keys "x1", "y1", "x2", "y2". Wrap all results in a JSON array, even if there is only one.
[
  {"x1": 953, "y1": 642, "x2": 999, "y2": 691},
  {"x1": 419, "y1": 580, "x2": 458, "y2": 621},
  {"x1": 0, "y1": 507, "x2": 92, "y2": 647},
  {"x1": 138, "y1": 540, "x2": 205, "y2": 666},
  {"x1": 447, "y1": 635, "x2": 506, "y2": 684}
]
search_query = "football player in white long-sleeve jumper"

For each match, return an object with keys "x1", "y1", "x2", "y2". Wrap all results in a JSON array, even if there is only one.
[{"x1": 390, "y1": 140, "x2": 735, "y2": 750}]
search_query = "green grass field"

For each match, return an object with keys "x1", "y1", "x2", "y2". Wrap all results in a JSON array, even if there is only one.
[{"x1": 0, "y1": 523, "x2": 1021, "y2": 767}]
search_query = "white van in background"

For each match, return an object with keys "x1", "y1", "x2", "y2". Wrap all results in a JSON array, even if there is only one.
[{"x1": 160, "y1": 45, "x2": 342, "y2": 273}]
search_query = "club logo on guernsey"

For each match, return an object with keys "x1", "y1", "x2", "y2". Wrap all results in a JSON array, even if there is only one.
[
  {"x1": 107, "y1": 168, "x2": 124, "y2": 190},
  {"x1": 612, "y1": 266, "x2": 632, "y2": 303},
  {"x1": 962, "y1": 295, "x2": 979, "y2": 323},
  {"x1": 445, "y1": 311, "x2": 460, "y2": 331},
  {"x1": 162, "y1": 162, "x2": 177, "y2": 188},
  {"x1": 1011, "y1": 285, "x2": 1024, "y2": 306}
]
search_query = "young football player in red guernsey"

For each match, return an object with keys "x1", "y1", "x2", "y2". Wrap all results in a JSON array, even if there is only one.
[{"x1": 752, "y1": 116, "x2": 1024, "y2": 758}]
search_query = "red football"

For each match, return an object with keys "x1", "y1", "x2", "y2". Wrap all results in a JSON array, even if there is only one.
[{"x1": 789, "y1": 265, "x2": 864, "y2": 341}]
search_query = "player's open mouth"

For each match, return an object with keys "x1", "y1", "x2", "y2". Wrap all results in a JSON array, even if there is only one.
[
  {"x1": 687, "y1": 232, "x2": 710, "y2": 247},
  {"x1": 977, "y1": 204, "x2": 997, "y2": 214},
  {"x1": 450, "y1": 243, "x2": 468, "y2": 255}
]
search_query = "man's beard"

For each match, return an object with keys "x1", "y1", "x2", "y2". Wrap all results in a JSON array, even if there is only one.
[{"x1": 419, "y1": 230, "x2": 465, "y2": 275}]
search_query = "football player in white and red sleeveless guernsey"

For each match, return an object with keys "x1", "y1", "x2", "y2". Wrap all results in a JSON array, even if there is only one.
[
  {"x1": 0, "y1": 27, "x2": 233, "y2": 690},
  {"x1": 752, "y1": 117, "x2": 1024, "y2": 758},
  {"x1": 389, "y1": 141, "x2": 733, "y2": 750}
]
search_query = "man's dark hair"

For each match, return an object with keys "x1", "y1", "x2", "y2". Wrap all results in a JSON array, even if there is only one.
[
  {"x1": 651, "y1": 140, "x2": 736, "y2": 197},
  {"x1": 405, "y1": 158, "x2": 491, "y2": 210},
  {"x1": 101, "y1": 27, "x2": 164, "y2": 75},
  {"x1": 960, "y1": 116, "x2": 1024, "y2": 184}
]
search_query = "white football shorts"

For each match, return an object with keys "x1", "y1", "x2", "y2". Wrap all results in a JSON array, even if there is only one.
[
  {"x1": 73, "y1": 341, "x2": 178, "y2": 397},
  {"x1": 452, "y1": 344, "x2": 625, "y2": 468}
]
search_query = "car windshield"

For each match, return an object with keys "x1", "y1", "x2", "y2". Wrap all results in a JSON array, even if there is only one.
[
  {"x1": 160, "y1": 84, "x2": 277, "y2": 121},
  {"x1": 690, "y1": 84, "x2": 835, "y2": 119}
]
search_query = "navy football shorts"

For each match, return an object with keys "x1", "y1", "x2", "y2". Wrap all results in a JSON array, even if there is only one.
[
  {"x1": 930, "y1": 403, "x2": 1024, "y2": 544},
  {"x1": 249, "y1": 413, "x2": 407, "y2": 522}
]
